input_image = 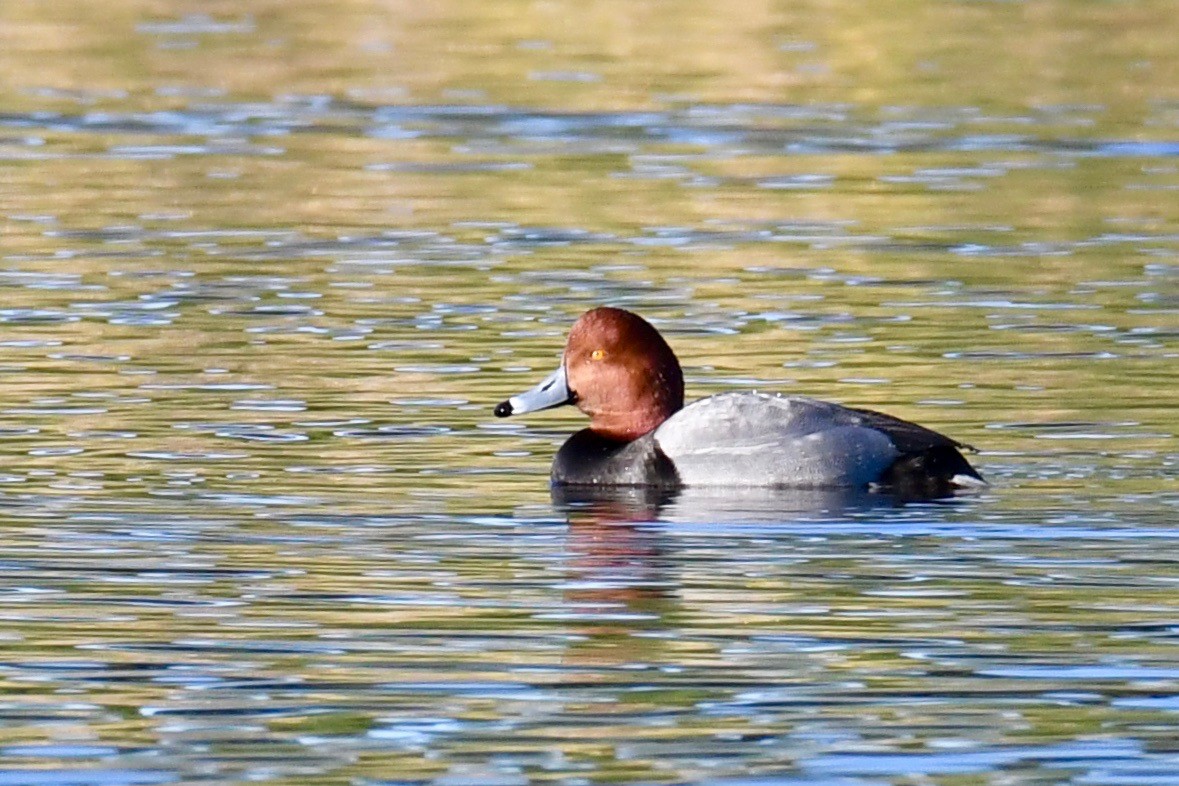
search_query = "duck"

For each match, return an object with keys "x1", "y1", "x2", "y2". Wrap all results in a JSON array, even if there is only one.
[{"x1": 494, "y1": 306, "x2": 984, "y2": 496}]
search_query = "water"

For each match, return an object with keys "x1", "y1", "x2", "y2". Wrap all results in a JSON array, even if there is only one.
[{"x1": 2, "y1": 1, "x2": 1178, "y2": 783}]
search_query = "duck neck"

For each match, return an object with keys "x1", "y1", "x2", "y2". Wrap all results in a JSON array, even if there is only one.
[{"x1": 590, "y1": 397, "x2": 679, "y2": 442}]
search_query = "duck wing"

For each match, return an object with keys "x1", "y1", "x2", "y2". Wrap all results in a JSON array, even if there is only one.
[
  {"x1": 652, "y1": 392, "x2": 901, "y2": 488},
  {"x1": 843, "y1": 405, "x2": 975, "y2": 454},
  {"x1": 653, "y1": 392, "x2": 983, "y2": 492}
]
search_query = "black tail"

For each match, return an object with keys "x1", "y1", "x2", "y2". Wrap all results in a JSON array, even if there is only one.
[{"x1": 877, "y1": 445, "x2": 984, "y2": 500}]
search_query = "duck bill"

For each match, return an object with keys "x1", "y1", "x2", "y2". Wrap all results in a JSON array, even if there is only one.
[{"x1": 494, "y1": 363, "x2": 572, "y2": 417}]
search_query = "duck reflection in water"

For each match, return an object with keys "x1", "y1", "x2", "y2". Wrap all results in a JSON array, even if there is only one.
[
  {"x1": 549, "y1": 484, "x2": 916, "y2": 669},
  {"x1": 552, "y1": 485, "x2": 677, "y2": 669}
]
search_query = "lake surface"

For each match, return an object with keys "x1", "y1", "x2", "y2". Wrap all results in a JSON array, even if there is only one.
[{"x1": 2, "y1": 1, "x2": 1178, "y2": 783}]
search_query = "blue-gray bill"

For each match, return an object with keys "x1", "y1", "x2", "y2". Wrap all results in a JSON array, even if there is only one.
[{"x1": 494, "y1": 364, "x2": 571, "y2": 418}]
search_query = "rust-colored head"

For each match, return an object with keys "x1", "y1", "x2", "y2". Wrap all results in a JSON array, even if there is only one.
[
  {"x1": 562, "y1": 307, "x2": 684, "y2": 441},
  {"x1": 494, "y1": 307, "x2": 686, "y2": 441}
]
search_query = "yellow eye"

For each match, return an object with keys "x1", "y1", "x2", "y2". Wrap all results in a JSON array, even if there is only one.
[{"x1": 590, "y1": 349, "x2": 607, "y2": 361}]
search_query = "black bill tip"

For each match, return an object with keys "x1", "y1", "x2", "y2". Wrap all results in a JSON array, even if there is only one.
[{"x1": 494, "y1": 400, "x2": 513, "y2": 418}]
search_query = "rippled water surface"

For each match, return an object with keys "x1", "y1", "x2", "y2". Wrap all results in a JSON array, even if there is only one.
[{"x1": 2, "y1": 2, "x2": 1178, "y2": 784}]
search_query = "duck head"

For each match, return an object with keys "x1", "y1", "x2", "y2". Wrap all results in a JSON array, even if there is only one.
[{"x1": 495, "y1": 307, "x2": 685, "y2": 441}]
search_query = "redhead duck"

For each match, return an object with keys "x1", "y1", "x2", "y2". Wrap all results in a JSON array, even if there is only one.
[{"x1": 495, "y1": 307, "x2": 984, "y2": 496}]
